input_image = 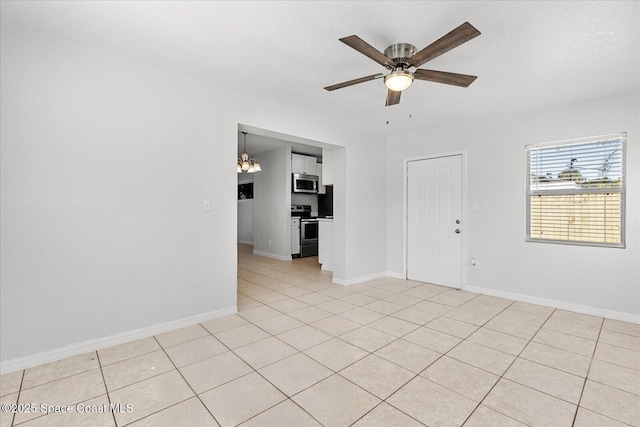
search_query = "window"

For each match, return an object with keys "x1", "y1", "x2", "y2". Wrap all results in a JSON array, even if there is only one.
[{"x1": 526, "y1": 133, "x2": 625, "y2": 247}]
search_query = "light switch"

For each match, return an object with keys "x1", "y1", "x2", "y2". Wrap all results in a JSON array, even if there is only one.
[{"x1": 203, "y1": 200, "x2": 211, "y2": 211}]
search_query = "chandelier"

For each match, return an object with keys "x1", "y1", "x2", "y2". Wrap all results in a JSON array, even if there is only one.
[{"x1": 237, "y1": 132, "x2": 262, "y2": 173}]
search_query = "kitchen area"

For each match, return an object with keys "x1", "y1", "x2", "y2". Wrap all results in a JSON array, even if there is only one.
[
  {"x1": 291, "y1": 152, "x2": 333, "y2": 271},
  {"x1": 290, "y1": 152, "x2": 334, "y2": 271},
  {"x1": 237, "y1": 131, "x2": 335, "y2": 272}
]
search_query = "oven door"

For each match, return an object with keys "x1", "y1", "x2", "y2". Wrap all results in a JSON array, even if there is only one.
[
  {"x1": 301, "y1": 220, "x2": 319, "y2": 243},
  {"x1": 300, "y1": 219, "x2": 318, "y2": 257}
]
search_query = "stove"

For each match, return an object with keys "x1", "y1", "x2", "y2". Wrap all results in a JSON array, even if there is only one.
[
  {"x1": 291, "y1": 205, "x2": 318, "y2": 257},
  {"x1": 290, "y1": 205, "x2": 311, "y2": 218}
]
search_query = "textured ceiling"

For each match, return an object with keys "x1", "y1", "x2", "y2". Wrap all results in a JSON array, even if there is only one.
[{"x1": 2, "y1": 1, "x2": 638, "y2": 138}]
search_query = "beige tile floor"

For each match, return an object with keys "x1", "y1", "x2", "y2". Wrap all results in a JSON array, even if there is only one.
[{"x1": 1, "y1": 244, "x2": 639, "y2": 426}]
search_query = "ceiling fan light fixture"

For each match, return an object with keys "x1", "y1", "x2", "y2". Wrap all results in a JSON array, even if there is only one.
[
  {"x1": 384, "y1": 70, "x2": 414, "y2": 92},
  {"x1": 326, "y1": 23, "x2": 480, "y2": 106}
]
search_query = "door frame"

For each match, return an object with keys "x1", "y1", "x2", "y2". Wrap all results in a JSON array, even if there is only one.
[{"x1": 403, "y1": 150, "x2": 468, "y2": 289}]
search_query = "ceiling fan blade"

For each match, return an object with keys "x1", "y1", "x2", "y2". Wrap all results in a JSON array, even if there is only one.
[
  {"x1": 414, "y1": 69, "x2": 478, "y2": 87},
  {"x1": 340, "y1": 35, "x2": 395, "y2": 68},
  {"x1": 408, "y1": 22, "x2": 481, "y2": 68},
  {"x1": 324, "y1": 73, "x2": 383, "y2": 91},
  {"x1": 385, "y1": 89, "x2": 401, "y2": 106}
]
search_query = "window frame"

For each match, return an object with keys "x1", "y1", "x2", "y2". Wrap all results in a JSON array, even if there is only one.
[{"x1": 525, "y1": 133, "x2": 626, "y2": 248}]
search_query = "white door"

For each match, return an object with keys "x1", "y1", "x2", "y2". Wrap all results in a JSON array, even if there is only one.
[{"x1": 407, "y1": 155, "x2": 462, "y2": 288}]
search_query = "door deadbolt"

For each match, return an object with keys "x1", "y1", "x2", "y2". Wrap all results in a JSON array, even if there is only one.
[{"x1": 456, "y1": 219, "x2": 460, "y2": 224}]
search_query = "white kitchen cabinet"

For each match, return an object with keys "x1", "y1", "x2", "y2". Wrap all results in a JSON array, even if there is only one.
[
  {"x1": 318, "y1": 219, "x2": 333, "y2": 272},
  {"x1": 291, "y1": 153, "x2": 304, "y2": 174},
  {"x1": 292, "y1": 153, "x2": 317, "y2": 175},
  {"x1": 304, "y1": 156, "x2": 317, "y2": 175},
  {"x1": 316, "y1": 163, "x2": 325, "y2": 194},
  {"x1": 291, "y1": 217, "x2": 300, "y2": 256}
]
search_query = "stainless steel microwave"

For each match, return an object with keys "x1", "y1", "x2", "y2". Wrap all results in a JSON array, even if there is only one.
[{"x1": 292, "y1": 173, "x2": 318, "y2": 194}]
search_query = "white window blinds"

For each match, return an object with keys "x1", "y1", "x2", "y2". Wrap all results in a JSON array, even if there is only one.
[{"x1": 526, "y1": 133, "x2": 625, "y2": 247}]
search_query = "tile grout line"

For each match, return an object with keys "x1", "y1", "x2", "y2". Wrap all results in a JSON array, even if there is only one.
[
  {"x1": 170, "y1": 313, "x2": 325, "y2": 427},
  {"x1": 8, "y1": 363, "x2": 107, "y2": 426},
  {"x1": 429, "y1": 306, "x2": 630, "y2": 423},
  {"x1": 148, "y1": 335, "x2": 222, "y2": 427},
  {"x1": 13, "y1": 365, "x2": 103, "y2": 394},
  {"x1": 351, "y1": 295, "x2": 518, "y2": 426},
  {"x1": 570, "y1": 317, "x2": 604, "y2": 427},
  {"x1": 594, "y1": 331, "x2": 640, "y2": 352},
  {"x1": 95, "y1": 351, "x2": 118, "y2": 427},
  {"x1": 245, "y1": 278, "x2": 530, "y2": 414},
  {"x1": 101, "y1": 326, "x2": 238, "y2": 422},
  {"x1": 465, "y1": 308, "x2": 630, "y2": 425},
  {"x1": 96, "y1": 348, "x2": 178, "y2": 394},
  {"x1": 9, "y1": 369, "x2": 25, "y2": 427},
  {"x1": 221, "y1": 337, "x2": 326, "y2": 425},
  {"x1": 374, "y1": 324, "x2": 484, "y2": 425},
  {"x1": 599, "y1": 327, "x2": 640, "y2": 340},
  {"x1": 581, "y1": 370, "x2": 640, "y2": 397},
  {"x1": 235, "y1": 277, "x2": 430, "y2": 425},
  {"x1": 239, "y1": 272, "x2": 330, "y2": 295},
  {"x1": 347, "y1": 395, "x2": 427, "y2": 426},
  {"x1": 231, "y1": 299, "x2": 376, "y2": 425},
  {"x1": 455, "y1": 303, "x2": 552, "y2": 426},
  {"x1": 349, "y1": 349, "x2": 446, "y2": 426}
]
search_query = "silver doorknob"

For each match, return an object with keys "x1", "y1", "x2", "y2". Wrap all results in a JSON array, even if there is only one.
[{"x1": 455, "y1": 229, "x2": 461, "y2": 234}]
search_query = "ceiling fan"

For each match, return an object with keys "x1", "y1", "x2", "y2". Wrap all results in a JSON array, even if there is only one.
[{"x1": 324, "y1": 22, "x2": 481, "y2": 106}]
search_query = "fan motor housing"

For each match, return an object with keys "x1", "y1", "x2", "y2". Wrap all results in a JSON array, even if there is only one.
[{"x1": 384, "y1": 43, "x2": 416, "y2": 66}]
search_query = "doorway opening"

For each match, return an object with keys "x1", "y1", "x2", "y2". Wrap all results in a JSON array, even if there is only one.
[{"x1": 235, "y1": 124, "x2": 342, "y2": 278}]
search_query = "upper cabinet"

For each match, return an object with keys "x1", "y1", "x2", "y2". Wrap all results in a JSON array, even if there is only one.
[{"x1": 292, "y1": 153, "x2": 318, "y2": 175}]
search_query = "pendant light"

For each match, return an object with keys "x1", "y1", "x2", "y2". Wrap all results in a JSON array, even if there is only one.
[{"x1": 237, "y1": 132, "x2": 262, "y2": 173}]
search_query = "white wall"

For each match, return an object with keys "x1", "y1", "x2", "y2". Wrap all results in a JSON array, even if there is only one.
[
  {"x1": 253, "y1": 146, "x2": 291, "y2": 259},
  {"x1": 0, "y1": 25, "x2": 240, "y2": 367},
  {"x1": 341, "y1": 139, "x2": 388, "y2": 282},
  {"x1": 0, "y1": 24, "x2": 388, "y2": 369},
  {"x1": 237, "y1": 200, "x2": 254, "y2": 245},
  {"x1": 387, "y1": 92, "x2": 640, "y2": 319}
]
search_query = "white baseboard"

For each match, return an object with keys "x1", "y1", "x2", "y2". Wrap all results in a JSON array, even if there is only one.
[
  {"x1": 327, "y1": 269, "x2": 638, "y2": 323},
  {"x1": 0, "y1": 306, "x2": 237, "y2": 375},
  {"x1": 237, "y1": 240, "x2": 253, "y2": 245},
  {"x1": 253, "y1": 250, "x2": 292, "y2": 262},
  {"x1": 333, "y1": 271, "x2": 388, "y2": 286},
  {"x1": 465, "y1": 285, "x2": 640, "y2": 325}
]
